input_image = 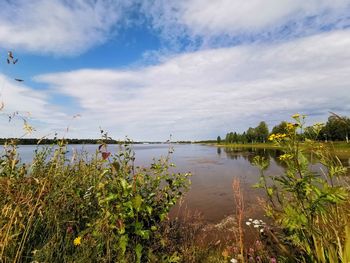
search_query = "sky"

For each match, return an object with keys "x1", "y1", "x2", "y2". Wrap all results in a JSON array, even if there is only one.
[{"x1": 0, "y1": 0, "x2": 349, "y2": 141}]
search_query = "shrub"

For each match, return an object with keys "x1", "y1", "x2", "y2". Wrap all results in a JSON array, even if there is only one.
[
  {"x1": 253, "y1": 114, "x2": 350, "y2": 262},
  {"x1": 0, "y1": 138, "x2": 190, "y2": 262}
]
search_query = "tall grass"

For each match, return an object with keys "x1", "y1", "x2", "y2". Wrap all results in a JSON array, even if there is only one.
[{"x1": 0, "y1": 139, "x2": 190, "y2": 262}]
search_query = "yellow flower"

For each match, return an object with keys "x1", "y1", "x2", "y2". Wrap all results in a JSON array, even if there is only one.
[
  {"x1": 292, "y1": 113, "x2": 300, "y2": 119},
  {"x1": 269, "y1": 133, "x2": 287, "y2": 141},
  {"x1": 287, "y1": 123, "x2": 294, "y2": 130},
  {"x1": 268, "y1": 134, "x2": 276, "y2": 141},
  {"x1": 279, "y1": 154, "x2": 293, "y2": 161},
  {"x1": 74, "y1": 236, "x2": 82, "y2": 246}
]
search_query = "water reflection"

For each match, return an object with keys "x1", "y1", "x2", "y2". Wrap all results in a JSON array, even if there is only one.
[
  {"x1": 222, "y1": 146, "x2": 350, "y2": 171},
  {"x1": 10, "y1": 144, "x2": 350, "y2": 223}
]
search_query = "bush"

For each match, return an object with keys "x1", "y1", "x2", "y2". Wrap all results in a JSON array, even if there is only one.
[
  {"x1": 253, "y1": 114, "x2": 350, "y2": 262},
  {"x1": 0, "y1": 138, "x2": 190, "y2": 262}
]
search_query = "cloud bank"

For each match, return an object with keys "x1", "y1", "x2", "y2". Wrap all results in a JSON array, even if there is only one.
[
  {"x1": 35, "y1": 30, "x2": 350, "y2": 140},
  {"x1": 0, "y1": 0, "x2": 132, "y2": 55},
  {"x1": 1, "y1": 0, "x2": 349, "y2": 56},
  {"x1": 142, "y1": 0, "x2": 350, "y2": 47}
]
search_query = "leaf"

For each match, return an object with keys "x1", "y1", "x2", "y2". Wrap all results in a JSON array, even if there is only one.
[
  {"x1": 119, "y1": 235, "x2": 128, "y2": 255},
  {"x1": 135, "y1": 243, "x2": 143, "y2": 263},
  {"x1": 267, "y1": 187, "x2": 274, "y2": 196},
  {"x1": 132, "y1": 195, "x2": 143, "y2": 212}
]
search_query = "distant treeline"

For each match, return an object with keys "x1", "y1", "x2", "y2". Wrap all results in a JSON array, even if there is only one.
[
  {"x1": 0, "y1": 138, "x2": 144, "y2": 145},
  {"x1": 219, "y1": 114, "x2": 350, "y2": 144}
]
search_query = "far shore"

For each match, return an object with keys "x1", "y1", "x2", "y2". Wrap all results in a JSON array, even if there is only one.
[{"x1": 202, "y1": 141, "x2": 350, "y2": 158}]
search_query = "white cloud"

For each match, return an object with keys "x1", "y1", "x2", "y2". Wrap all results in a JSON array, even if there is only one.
[
  {"x1": 141, "y1": 0, "x2": 350, "y2": 45},
  {"x1": 35, "y1": 30, "x2": 350, "y2": 140},
  {"x1": 0, "y1": 74, "x2": 69, "y2": 137},
  {"x1": 0, "y1": 0, "x2": 132, "y2": 55}
]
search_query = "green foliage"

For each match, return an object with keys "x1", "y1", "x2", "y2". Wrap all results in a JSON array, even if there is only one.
[
  {"x1": 0, "y1": 138, "x2": 191, "y2": 262},
  {"x1": 255, "y1": 121, "x2": 269, "y2": 143},
  {"x1": 223, "y1": 113, "x2": 350, "y2": 145},
  {"x1": 253, "y1": 114, "x2": 350, "y2": 262},
  {"x1": 320, "y1": 115, "x2": 350, "y2": 142},
  {"x1": 271, "y1": 121, "x2": 288, "y2": 136}
]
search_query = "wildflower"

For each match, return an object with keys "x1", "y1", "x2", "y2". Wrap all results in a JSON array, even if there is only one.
[
  {"x1": 270, "y1": 257, "x2": 277, "y2": 263},
  {"x1": 101, "y1": 151, "x2": 111, "y2": 160},
  {"x1": 66, "y1": 226, "x2": 73, "y2": 234},
  {"x1": 268, "y1": 133, "x2": 287, "y2": 141},
  {"x1": 292, "y1": 113, "x2": 300, "y2": 119},
  {"x1": 230, "y1": 259, "x2": 238, "y2": 263},
  {"x1": 74, "y1": 236, "x2": 82, "y2": 246},
  {"x1": 286, "y1": 123, "x2": 295, "y2": 131},
  {"x1": 246, "y1": 221, "x2": 252, "y2": 226},
  {"x1": 279, "y1": 154, "x2": 293, "y2": 161},
  {"x1": 260, "y1": 228, "x2": 264, "y2": 233}
]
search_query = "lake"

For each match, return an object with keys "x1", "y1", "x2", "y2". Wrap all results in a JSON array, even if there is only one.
[{"x1": 9, "y1": 144, "x2": 350, "y2": 224}]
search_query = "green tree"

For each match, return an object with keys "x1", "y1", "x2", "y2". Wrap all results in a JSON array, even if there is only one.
[
  {"x1": 271, "y1": 121, "x2": 288, "y2": 135},
  {"x1": 217, "y1": 136, "x2": 221, "y2": 144},
  {"x1": 246, "y1": 127, "x2": 256, "y2": 143},
  {"x1": 255, "y1": 121, "x2": 269, "y2": 143},
  {"x1": 228, "y1": 132, "x2": 234, "y2": 144},
  {"x1": 322, "y1": 115, "x2": 350, "y2": 142},
  {"x1": 225, "y1": 133, "x2": 229, "y2": 144}
]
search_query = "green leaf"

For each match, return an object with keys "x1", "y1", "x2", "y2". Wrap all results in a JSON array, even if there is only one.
[
  {"x1": 135, "y1": 243, "x2": 143, "y2": 263},
  {"x1": 118, "y1": 234, "x2": 128, "y2": 255},
  {"x1": 267, "y1": 187, "x2": 273, "y2": 196},
  {"x1": 132, "y1": 194, "x2": 143, "y2": 212}
]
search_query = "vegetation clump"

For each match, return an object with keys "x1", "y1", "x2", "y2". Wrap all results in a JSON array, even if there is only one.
[
  {"x1": 0, "y1": 136, "x2": 191, "y2": 262},
  {"x1": 253, "y1": 114, "x2": 350, "y2": 262}
]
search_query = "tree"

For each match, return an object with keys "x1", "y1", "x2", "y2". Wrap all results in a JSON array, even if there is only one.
[
  {"x1": 228, "y1": 132, "x2": 234, "y2": 144},
  {"x1": 233, "y1": 132, "x2": 238, "y2": 143},
  {"x1": 225, "y1": 133, "x2": 230, "y2": 144},
  {"x1": 217, "y1": 136, "x2": 221, "y2": 144},
  {"x1": 271, "y1": 121, "x2": 288, "y2": 135},
  {"x1": 246, "y1": 127, "x2": 256, "y2": 143},
  {"x1": 255, "y1": 121, "x2": 269, "y2": 143},
  {"x1": 323, "y1": 115, "x2": 350, "y2": 142}
]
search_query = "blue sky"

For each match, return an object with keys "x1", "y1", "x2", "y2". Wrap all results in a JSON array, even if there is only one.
[{"x1": 0, "y1": 0, "x2": 350, "y2": 141}]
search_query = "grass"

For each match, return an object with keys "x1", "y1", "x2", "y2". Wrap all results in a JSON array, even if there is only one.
[
  {"x1": 0, "y1": 140, "x2": 191, "y2": 262},
  {"x1": 0, "y1": 122, "x2": 349, "y2": 262},
  {"x1": 211, "y1": 141, "x2": 350, "y2": 157}
]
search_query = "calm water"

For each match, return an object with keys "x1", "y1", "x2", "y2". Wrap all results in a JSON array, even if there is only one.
[{"x1": 8, "y1": 144, "x2": 350, "y2": 223}]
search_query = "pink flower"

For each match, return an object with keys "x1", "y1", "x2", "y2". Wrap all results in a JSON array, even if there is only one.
[{"x1": 102, "y1": 152, "x2": 111, "y2": 160}]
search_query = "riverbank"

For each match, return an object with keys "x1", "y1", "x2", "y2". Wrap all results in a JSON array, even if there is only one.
[{"x1": 205, "y1": 141, "x2": 350, "y2": 158}]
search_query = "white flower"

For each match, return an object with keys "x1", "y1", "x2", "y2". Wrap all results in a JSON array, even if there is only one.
[
  {"x1": 249, "y1": 218, "x2": 253, "y2": 221},
  {"x1": 260, "y1": 228, "x2": 264, "y2": 233},
  {"x1": 246, "y1": 222, "x2": 252, "y2": 226},
  {"x1": 253, "y1": 219, "x2": 260, "y2": 225},
  {"x1": 230, "y1": 259, "x2": 238, "y2": 263}
]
